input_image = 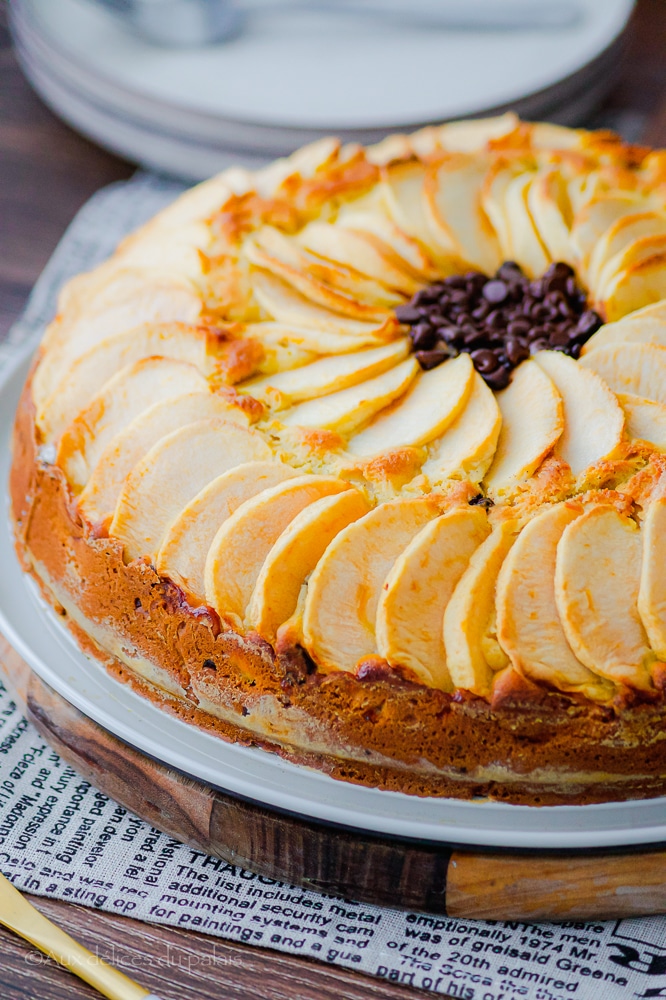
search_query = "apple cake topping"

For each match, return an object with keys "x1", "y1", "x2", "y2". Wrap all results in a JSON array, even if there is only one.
[{"x1": 395, "y1": 262, "x2": 603, "y2": 390}]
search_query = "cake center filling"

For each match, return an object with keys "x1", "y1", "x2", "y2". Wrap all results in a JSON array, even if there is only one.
[{"x1": 395, "y1": 262, "x2": 603, "y2": 390}]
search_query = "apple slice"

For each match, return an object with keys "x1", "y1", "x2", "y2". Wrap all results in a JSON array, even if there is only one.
[
  {"x1": 503, "y1": 172, "x2": 551, "y2": 277},
  {"x1": 110, "y1": 418, "x2": 272, "y2": 561},
  {"x1": 346, "y1": 353, "x2": 473, "y2": 457},
  {"x1": 481, "y1": 158, "x2": 527, "y2": 258},
  {"x1": 155, "y1": 461, "x2": 298, "y2": 600},
  {"x1": 78, "y1": 390, "x2": 252, "y2": 523},
  {"x1": 496, "y1": 502, "x2": 614, "y2": 701},
  {"x1": 555, "y1": 505, "x2": 654, "y2": 690},
  {"x1": 34, "y1": 271, "x2": 203, "y2": 409},
  {"x1": 205, "y1": 476, "x2": 349, "y2": 621},
  {"x1": 622, "y1": 299, "x2": 666, "y2": 323},
  {"x1": 37, "y1": 322, "x2": 225, "y2": 442},
  {"x1": 247, "y1": 488, "x2": 371, "y2": 642},
  {"x1": 599, "y1": 252, "x2": 666, "y2": 322},
  {"x1": 251, "y1": 270, "x2": 396, "y2": 343},
  {"x1": 376, "y1": 507, "x2": 490, "y2": 689},
  {"x1": 484, "y1": 361, "x2": 563, "y2": 497},
  {"x1": 245, "y1": 228, "x2": 397, "y2": 319},
  {"x1": 302, "y1": 496, "x2": 441, "y2": 672},
  {"x1": 242, "y1": 340, "x2": 409, "y2": 408},
  {"x1": 569, "y1": 194, "x2": 643, "y2": 275},
  {"x1": 526, "y1": 169, "x2": 575, "y2": 265},
  {"x1": 617, "y1": 392, "x2": 666, "y2": 450},
  {"x1": 279, "y1": 357, "x2": 419, "y2": 435},
  {"x1": 56, "y1": 358, "x2": 208, "y2": 490},
  {"x1": 336, "y1": 209, "x2": 439, "y2": 280},
  {"x1": 443, "y1": 520, "x2": 521, "y2": 697},
  {"x1": 533, "y1": 350, "x2": 624, "y2": 479},
  {"x1": 579, "y1": 343, "x2": 666, "y2": 405},
  {"x1": 245, "y1": 321, "x2": 371, "y2": 360},
  {"x1": 581, "y1": 316, "x2": 666, "y2": 354},
  {"x1": 423, "y1": 154, "x2": 501, "y2": 275},
  {"x1": 638, "y1": 499, "x2": 666, "y2": 659},
  {"x1": 587, "y1": 212, "x2": 666, "y2": 293},
  {"x1": 595, "y1": 232, "x2": 666, "y2": 301},
  {"x1": 434, "y1": 112, "x2": 518, "y2": 152},
  {"x1": 380, "y1": 161, "x2": 456, "y2": 266},
  {"x1": 423, "y1": 371, "x2": 502, "y2": 486},
  {"x1": 296, "y1": 221, "x2": 422, "y2": 296}
]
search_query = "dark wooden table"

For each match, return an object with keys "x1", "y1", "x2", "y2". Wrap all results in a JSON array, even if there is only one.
[{"x1": 2, "y1": 2, "x2": 666, "y2": 997}]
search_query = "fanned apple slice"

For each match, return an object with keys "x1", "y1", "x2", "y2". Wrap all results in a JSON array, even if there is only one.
[
  {"x1": 38, "y1": 322, "x2": 224, "y2": 442},
  {"x1": 555, "y1": 505, "x2": 654, "y2": 690},
  {"x1": 251, "y1": 270, "x2": 395, "y2": 344},
  {"x1": 503, "y1": 172, "x2": 551, "y2": 277},
  {"x1": 595, "y1": 233, "x2": 666, "y2": 301},
  {"x1": 302, "y1": 497, "x2": 441, "y2": 672},
  {"x1": 526, "y1": 169, "x2": 575, "y2": 265},
  {"x1": 484, "y1": 361, "x2": 563, "y2": 497},
  {"x1": 205, "y1": 476, "x2": 349, "y2": 621},
  {"x1": 242, "y1": 340, "x2": 409, "y2": 408},
  {"x1": 480, "y1": 158, "x2": 526, "y2": 257},
  {"x1": 56, "y1": 358, "x2": 208, "y2": 490},
  {"x1": 423, "y1": 155, "x2": 501, "y2": 274},
  {"x1": 296, "y1": 221, "x2": 422, "y2": 295},
  {"x1": 569, "y1": 194, "x2": 643, "y2": 275},
  {"x1": 599, "y1": 252, "x2": 666, "y2": 322},
  {"x1": 155, "y1": 461, "x2": 298, "y2": 599},
  {"x1": 78, "y1": 391, "x2": 254, "y2": 523},
  {"x1": 245, "y1": 229, "x2": 397, "y2": 319},
  {"x1": 346, "y1": 353, "x2": 473, "y2": 457},
  {"x1": 617, "y1": 393, "x2": 666, "y2": 450},
  {"x1": 587, "y1": 213, "x2": 666, "y2": 292},
  {"x1": 423, "y1": 372, "x2": 502, "y2": 486},
  {"x1": 434, "y1": 112, "x2": 519, "y2": 152},
  {"x1": 34, "y1": 271, "x2": 203, "y2": 409},
  {"x1": 111, "y1": 418, "x2": 272, "y2": 561},
  {"x1": 622, "y1": 299, "x2": 666, "y2": 323},
  {"x1": 376, "y1": 508, "x2": 490, "y2": 690},
  {"x1": 579, "y1": 343, "x2": 666, "y2": 405},
  {"x1": 496, "y1": 503, "x2": 614, "y2": 701},
  {"x1": 533, "y1": 350, "x2": 625, "y2": 478},
  {"x1": 380, "y1": 161, "x2": 456, "y2": 266},
  {"x1": 638, "y1": 499, "x2": 666, "y2": 659},
  {"x1": 245, "y1": 321, "x2": 369, "y2": 359},
  {"x1": 279, "y1": 357, "x2": 418, "y2": 435},
  {"x1": 336, "y1": 209, "x2": 439, "y2": 279},
  {"x1": 247, "y1": 489, "x2": 371, "y2": 642},
  {"x1": 443, "y1": 520, "x2": 521, "y2": 697},
  {"x1": 581, "y1": 316, "x2": 666, "y2": 354}
]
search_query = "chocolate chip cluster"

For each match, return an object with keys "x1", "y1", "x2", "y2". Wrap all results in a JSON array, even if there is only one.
[{"x1": 395, "y1": 262, "x2": 603, "y2": 391}]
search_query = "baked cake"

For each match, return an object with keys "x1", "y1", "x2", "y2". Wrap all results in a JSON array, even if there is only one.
[{"x1": 11, "y1": 113, "x2": 666, "y2": 805}]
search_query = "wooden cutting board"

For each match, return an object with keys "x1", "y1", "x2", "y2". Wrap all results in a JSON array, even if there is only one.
[{"x1": 1, "y1": 633, "x2": 665, "y2": 922}]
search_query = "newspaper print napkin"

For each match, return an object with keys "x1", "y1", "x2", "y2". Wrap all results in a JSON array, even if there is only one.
[{"x1": 1, "y1": 171, "x2": 666, "y2": 1000}]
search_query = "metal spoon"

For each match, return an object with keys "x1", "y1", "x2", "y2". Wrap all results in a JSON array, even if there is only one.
[
  {"x1": 0, "y1": 871, "x2": 165, "y2": 1000},
  {"x1": 89, "y1": 0, "x2": 583, "y2": 47}
]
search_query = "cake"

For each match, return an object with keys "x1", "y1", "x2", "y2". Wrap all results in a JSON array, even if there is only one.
[{"x1": 11, "y1": 113, "x2": 666, "y2": 805}]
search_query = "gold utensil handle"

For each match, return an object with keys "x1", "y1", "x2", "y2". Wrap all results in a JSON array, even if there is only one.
[{"x1": 0, "y1": 872, "x2": 156, "y2": 1000}]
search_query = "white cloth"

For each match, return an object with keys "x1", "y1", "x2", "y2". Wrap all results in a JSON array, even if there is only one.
[{"x1": 1, "y1": 172, "x2": 665, "y2": 1000}]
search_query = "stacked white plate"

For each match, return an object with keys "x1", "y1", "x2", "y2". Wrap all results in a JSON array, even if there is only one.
[{"x1": 11, "y1": 0, "x2": 635, "y2": 181}]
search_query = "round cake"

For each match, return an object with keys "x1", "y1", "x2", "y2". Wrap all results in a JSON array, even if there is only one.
[{"x1": 11, "y1": 113, "x2": 666, "y2": 805}]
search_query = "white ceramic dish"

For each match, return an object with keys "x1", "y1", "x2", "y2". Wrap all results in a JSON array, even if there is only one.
[
  {"x1": 11, "y1": 0, "x2": 634, "y2": 179},
  {"x1": 2, "y1": 345, "x2": 665, "y2": 849}
]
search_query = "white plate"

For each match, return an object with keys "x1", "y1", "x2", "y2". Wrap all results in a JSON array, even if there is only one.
[
  {"x1": 16, "y1": 0, "x2": 634, "y2": 131},
  {"x1": 2, "y1": 346, "x2": 665, "y2": 849}
]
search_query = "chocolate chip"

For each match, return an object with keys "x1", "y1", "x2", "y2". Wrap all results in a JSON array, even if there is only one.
[
  {"x1": 483, "y1": 366, "x2": 511, "y2": 390},
  {"x1": 411, "y1": 324, "x2": 437, "y2": 350},
  {"x1": 395, "y1": 304, "x2": 421, "y2": 324},
  {"x1": 471, "y1": 349, "x2": 499, "y2": 373},
  {"x1": 529, "y1": 338, "x2": 550, "y2": 355},
  {"x1": 577, "y1": 310, "x2": 602, "y2": 336},
  {"x1": 415, "y1": 349, "x2": 451, "y2": 370},
  {"x1": 505, "y1": 337, "x2": 529, "y2": 365},
  {"x1": 548, "y1": 327, "x2": 571, "y2": 347},
  {"x1": 507, "y1": 318, "x2": 531, "y2": 338},
  {"x1": 483, "y1": 280, "x2": 509, "y2": 304},
  {"x1": 469, "y1": 493, "x2": 494, "y2": 508}
]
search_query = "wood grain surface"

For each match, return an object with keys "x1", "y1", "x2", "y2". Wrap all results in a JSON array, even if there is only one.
[{"x1": 2, "y1": 1, "x2": 666, "y2": 997}]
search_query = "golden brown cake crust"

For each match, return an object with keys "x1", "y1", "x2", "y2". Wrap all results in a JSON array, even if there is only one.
[{"x1": 12, "y1": 368, "x2": 666, "y2": 806}]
